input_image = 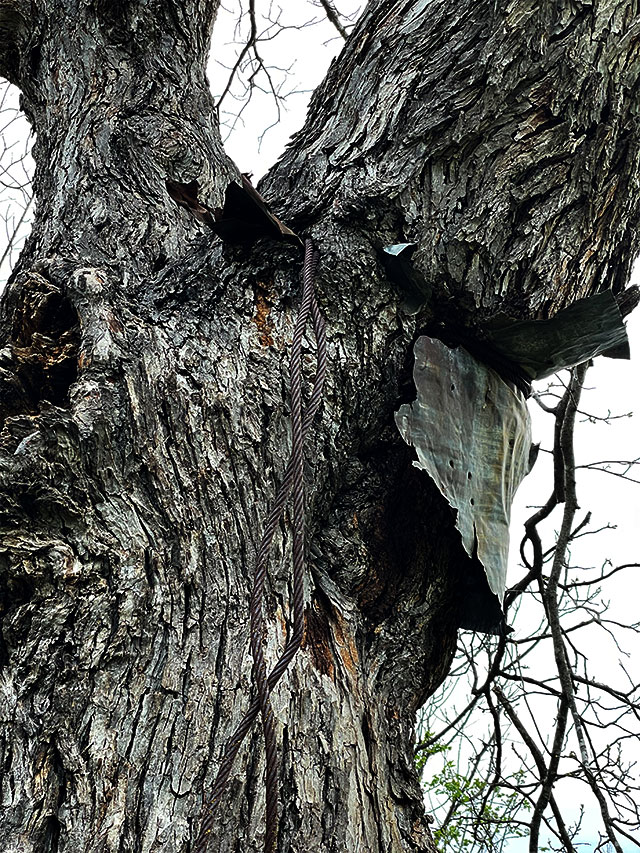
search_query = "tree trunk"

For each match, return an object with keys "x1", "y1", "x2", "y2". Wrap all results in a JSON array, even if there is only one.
[{"x1": 1, "y1": 1, "x2": 639, "y2": 852}]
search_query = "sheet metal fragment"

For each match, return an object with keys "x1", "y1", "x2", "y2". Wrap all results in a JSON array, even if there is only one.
[
  {"x1": 166, "y1": 174, "x2": 301, "y2": 244},
  {"x1": 382, "y1": 242, "x2": 431, "y2": 313},
  {"x1": 484, "y1": 290, "x2": 629, "y2": 380},
  {"x1": 395, "y1": 336, "x2": 532, "y2": 632}
]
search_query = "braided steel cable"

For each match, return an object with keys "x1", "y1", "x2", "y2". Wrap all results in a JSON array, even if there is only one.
[{"x1": 192, "y1": 239, "x2": 326, "y2": 853}]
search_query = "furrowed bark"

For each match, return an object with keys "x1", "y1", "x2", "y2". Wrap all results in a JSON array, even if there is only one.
[{"x1": 1, "y1": 1, "x2": 640, "y2": 852}]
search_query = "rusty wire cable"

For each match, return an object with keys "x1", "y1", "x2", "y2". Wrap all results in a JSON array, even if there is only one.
[{"x1": 193, "y1": 238, "x2": 326, "y2": 853}]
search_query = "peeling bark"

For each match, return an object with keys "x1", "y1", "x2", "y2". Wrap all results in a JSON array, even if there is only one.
[{"x1": 1, "y1": 1, "x2": 640, "y2": 852}]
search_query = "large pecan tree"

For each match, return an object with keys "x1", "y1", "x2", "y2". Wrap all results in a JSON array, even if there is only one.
[{"x1": 1, "y1": 1, "x2": 639, "y2": 851}]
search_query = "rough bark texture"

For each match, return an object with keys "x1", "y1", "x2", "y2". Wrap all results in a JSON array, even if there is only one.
[
  {"x1": 265, "y1": 0, "x2": 640, "y2": 320},
  {"x1": 1, "y1": 1, "x2": 639, "y2": 852}
]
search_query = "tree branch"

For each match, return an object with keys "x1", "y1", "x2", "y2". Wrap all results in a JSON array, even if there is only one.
[
  {"x1": 317, "y1": 0, "x2": 349, "y2": 39},
  {"x1": 494, "y1": 686, "x2": 577, "y2": 853}
]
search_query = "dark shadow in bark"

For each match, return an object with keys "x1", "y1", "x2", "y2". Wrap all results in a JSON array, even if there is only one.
[{"x1": 0, "y1": 274, "x2": 80, "y2": 423}]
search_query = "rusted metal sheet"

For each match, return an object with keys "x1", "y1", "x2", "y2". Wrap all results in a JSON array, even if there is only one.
[{"x1": 395, "y1": 336, "x2": 532, "y2": 633}]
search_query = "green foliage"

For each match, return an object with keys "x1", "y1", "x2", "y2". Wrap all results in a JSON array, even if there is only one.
[
  {"x1": 414, "y1": 736, "x2": 448, "y2": 776},
  {"x1": 416, "y1": 737, "x2": 529, "y2": 853}
]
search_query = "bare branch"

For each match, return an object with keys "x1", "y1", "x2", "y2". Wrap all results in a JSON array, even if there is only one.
[{"x1": 316, "y1": 0, "x2": 349, "y2": 38}]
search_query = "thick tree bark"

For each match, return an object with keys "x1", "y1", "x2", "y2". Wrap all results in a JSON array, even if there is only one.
[{"x1": 1, "y1": 1, "x2": 639, "y2": 852}]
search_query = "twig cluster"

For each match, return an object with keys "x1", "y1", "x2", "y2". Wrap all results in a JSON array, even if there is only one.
[
  {"x1": 0, "y1": 78, "x2": 33, "y2": 282},
  {"x1": 211, "y1": 1, "x2": 360, "y2": 146}
]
